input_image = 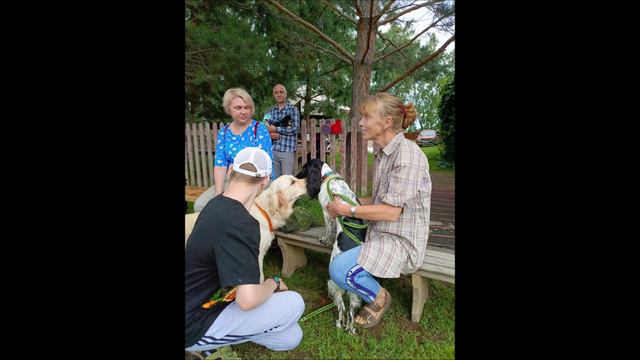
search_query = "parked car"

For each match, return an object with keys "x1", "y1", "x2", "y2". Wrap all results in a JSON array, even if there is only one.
[{"x1": 416, "y1": 129, "x2": 438, "y2": 146}]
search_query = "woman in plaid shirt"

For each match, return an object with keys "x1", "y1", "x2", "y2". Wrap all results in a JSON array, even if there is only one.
[{"x1": 326, "y1": 93, "x2": 432, "y2": 328}]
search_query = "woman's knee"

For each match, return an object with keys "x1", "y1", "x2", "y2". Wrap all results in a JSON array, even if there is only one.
[{"x1": 329, "y1": 259, "x2": 347, "y2": 286}]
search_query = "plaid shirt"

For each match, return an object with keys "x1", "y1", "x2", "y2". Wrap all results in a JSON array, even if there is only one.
[
  {"x1": 358, "y1": 132, "x2": 432, "y2": 278},
  {"x1": 268, "y1": 103, "x2": 300, "y2": 153}
]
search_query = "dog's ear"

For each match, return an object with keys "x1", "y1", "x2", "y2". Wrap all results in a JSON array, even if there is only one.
[
  {"x1": 295, "y1": 162, "x2": 307, "y2": 179},
  {"x1": 306, "y1": 161, "x2": 323, "y2": 199},
  {"x1": 277, "y1": 190, "x2": 288, "y2": 209}
]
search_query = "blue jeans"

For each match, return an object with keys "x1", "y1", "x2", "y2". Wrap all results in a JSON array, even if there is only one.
[{"x1": 329, "y1": 246, "x2": 381, "y2": 304}]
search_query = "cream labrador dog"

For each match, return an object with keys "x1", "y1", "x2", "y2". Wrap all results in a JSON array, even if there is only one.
[{"x1": 185, "y1": 175, "x2": 307, "y2": 282}]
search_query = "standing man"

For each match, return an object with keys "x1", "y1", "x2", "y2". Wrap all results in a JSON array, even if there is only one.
[{"x1": 267, "y1": 84, "x2": 300, "y2": 177}]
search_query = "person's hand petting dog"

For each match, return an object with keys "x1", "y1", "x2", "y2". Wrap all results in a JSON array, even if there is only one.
[{"x1": 326, "y1": 197, "x2": 347, "y2": 219}]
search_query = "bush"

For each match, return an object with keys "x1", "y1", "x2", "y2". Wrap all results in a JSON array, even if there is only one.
[{"x1": 438, "y1": 77, "x2": 455, "y2": 166}]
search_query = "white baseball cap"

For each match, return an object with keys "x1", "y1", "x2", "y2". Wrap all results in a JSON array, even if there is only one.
[{"x1": 232, "y1": 147, "x2": 272, "y2": 178}]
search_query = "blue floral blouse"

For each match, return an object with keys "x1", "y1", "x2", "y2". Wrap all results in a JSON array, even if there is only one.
[{"x1": 215, "y1": 120, "x2": 274, "y2": 180}]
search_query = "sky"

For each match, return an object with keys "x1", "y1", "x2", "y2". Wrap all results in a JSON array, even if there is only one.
[{"x1": 378, "y1": 5, "x2": 455, "y2": 53}]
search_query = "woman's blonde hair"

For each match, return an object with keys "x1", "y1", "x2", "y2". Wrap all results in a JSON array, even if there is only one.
[
  {"x1": 222, "y1": 88, "x2": 255, "y2": 117},
  {"x1": 358, "y1": 92, "x2": 417, "y2": 133}
]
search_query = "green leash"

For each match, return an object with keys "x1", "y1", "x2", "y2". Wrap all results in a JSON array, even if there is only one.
[
  {"x1": 297, "y1": 175, "x2": 367, "y2": 324},
  {"x1": 325, "y1": 175, "x2": 368, "y2": 245},
  {"x1": 299, "y1": 302, "x2": 336, "y2": 323}
]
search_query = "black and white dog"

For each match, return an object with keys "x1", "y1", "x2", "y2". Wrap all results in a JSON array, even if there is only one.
[{"x1": 296, "y1": 159, "x2": 367, "y2": 334}]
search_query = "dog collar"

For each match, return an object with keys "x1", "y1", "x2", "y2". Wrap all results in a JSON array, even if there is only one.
[
  {"x1": 321, "y1": 171, "x2": 335, "y2": 182},
  {"x1": 255, "y1": 204, "x2": 273, "y2": 233}
]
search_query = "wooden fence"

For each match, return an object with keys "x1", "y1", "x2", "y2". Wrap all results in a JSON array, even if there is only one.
[{"x1": 185, "y1": 119, "x2": 371, "y2": 196}]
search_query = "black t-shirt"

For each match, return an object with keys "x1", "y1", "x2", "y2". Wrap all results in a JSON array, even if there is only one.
[{"x1": 185, "y1": 195, "x2": 261, "y2": 347}]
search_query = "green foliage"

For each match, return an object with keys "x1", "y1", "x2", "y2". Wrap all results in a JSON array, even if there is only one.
[
  {"x1": 186, "y1": 0, "x2": 454, "y2": 125},
  {"x1": 421, "y1": 145, "x2": 453, "y2": 172},
  {"x1": 186, "y1": 0, "x2": 300, "y2": 122},
  {"x1": 438, "y1": 77, "x2": 455, "y2": 166}
]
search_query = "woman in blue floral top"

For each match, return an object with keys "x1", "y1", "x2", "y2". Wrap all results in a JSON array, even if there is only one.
[{"x1": 194, "y1": 88, "x2": 273, "y2": 212}]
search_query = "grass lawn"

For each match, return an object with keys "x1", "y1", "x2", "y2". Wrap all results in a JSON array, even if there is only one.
[{"x1": 420, "y1": 145, "x2": 453, "y2": 172}]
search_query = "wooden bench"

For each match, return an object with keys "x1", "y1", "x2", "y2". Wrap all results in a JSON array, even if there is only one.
[{"x1": 275, "y1": 227, "x2": 455, "y2": 323}]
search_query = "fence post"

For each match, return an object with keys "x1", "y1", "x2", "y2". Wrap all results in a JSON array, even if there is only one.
[
  {"x1": 339, "y1": 120, "x2": 347, "y2": 178},
  {"x1": 186, "y1": 125, "x2": 196, "y2": 186},
  {"x1": 205, "y1": 122, "x2": 214, "y2": 188},
  {"x1": 191, "y1": 123, "x2": 203, "y2": 187},
  {"x1": 198, "y1": 122, "x2": 209, "y2": 187},
  {"x1": 329, "y1": 119, "x2": 336, "y2": 170}
]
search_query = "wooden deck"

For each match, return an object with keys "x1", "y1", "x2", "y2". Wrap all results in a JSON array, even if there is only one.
[
  {"x1": 185, "y1": 186, "x2": 206, "y2": 202},
  {"x1": 427, "y1": 188, "x2": 455, "y2": 250}
]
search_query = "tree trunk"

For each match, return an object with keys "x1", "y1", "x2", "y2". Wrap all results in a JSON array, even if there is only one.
[
  {"x1": 349, "y1": 0, "x2": 378, "y2": 126},
  {"x1": 348, "y1": 0, "x2": 378, "y2": 191}
]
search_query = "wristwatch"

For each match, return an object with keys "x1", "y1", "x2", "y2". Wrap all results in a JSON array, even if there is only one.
[
  {"x1": 350, "y1": 206, "x2": 357, "y2": 217},
  {"x1": 272, "y1": 275, "x2": 281, "y2": 292}
]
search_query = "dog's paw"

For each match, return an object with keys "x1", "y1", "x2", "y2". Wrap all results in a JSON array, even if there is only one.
[{"x1": 319, "y1": 236, "x2": 331, "y2": 247}]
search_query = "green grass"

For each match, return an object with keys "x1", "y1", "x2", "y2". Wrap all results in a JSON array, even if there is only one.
[
  {"x1": 186, "y1": 199, "x2": 455, "y2": 359},
  {"x1": 293, "y1": 195, "x2": 325, "y2": 227},
  {"x1": 420, "y1": 145, "x2": 453, "y2": 172}
]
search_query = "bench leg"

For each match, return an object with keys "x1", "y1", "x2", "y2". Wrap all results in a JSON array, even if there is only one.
[
  {"x1": 411, "y1": 274, "x2": 430, "y2": 322},
  {"x1": 277, "y1": 238, "x2": 307, "y2": 278}
]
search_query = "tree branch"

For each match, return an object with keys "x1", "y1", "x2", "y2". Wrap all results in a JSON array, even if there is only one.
[
  {"x1": 379, "y1": 0, "x2": 398, "y2": 16},
  {"x1": 352, "y1": 0, "x2": 363, "y2": 17},
  {"x1": 320, "y1": 0, "x2": 356, "y2": 24},
  {"x1": 377, "y1": 35, "x2": 454, "y2": 92},
  {"x1": 266, "y1": 0, "x2": 354, "y2": 64},
  {"x1": 187, "y1": 48, "x2": 217, "y2": 55},
  {"x1": 318, "y1": 63, "x2": 350, "y2": 77},
  {"x1": 303, "y1": 40, "x2": 352, "y2": 64},
  {"x1": 378, "y1": 1, "x2": 440, "y2": 26},
  {"x1": 374, "y1": 10, "x2": 453, "y2": 64},
  {"x1": 376, "y1": 31, "x2": 410, "y2": 62}
]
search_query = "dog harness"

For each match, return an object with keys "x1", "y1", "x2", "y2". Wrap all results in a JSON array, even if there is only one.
[
  {"x1": 255, "y1": 203, "x2": 273, "y2": 233},
  {"x1": 323, "y1": 174, "x2": 368, "y2": 245}
]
